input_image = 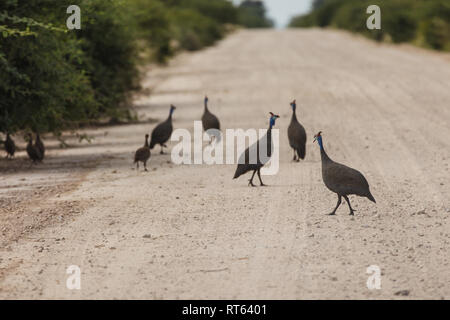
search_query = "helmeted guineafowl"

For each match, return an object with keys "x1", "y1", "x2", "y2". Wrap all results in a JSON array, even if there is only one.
[
  {"x1": 233, "y1": 112, "x2": 280, "y2": 187},
  {"x1": 287, "y1": 100, "x2": 306, "y2": 162},
  {"x1": 201, "y1": 96, "x2": 221, "y2": 143},
  {"x1": 5, "y1": 132, "x2": 16, "y2": 159},
  {"x1": 150, "y1": 105, "x2": 176, "y2": 154},
  {"x1": 35, "y1": 133, "x2": 45, "y2": 160},
  {"x1": 314, "y1": 131, "x2": 376, "y2": 215},
  {"x1": 134, "y1": 134, "x2": 151, "y2": 171},
  {"x1": 26, "y1": 133, "x2": 42, "y2": 163}
]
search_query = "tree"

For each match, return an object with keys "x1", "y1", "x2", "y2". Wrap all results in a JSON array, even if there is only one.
[{"x1": 238, "y1": 0, "x2": 274, "y2": 28}]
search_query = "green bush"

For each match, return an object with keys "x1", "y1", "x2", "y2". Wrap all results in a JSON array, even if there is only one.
[
  {"x1": 0, "y1": 0, "x2": 100, "y2": 133},
  {"x1": 289, "y1": 0, "x2": 449, "y2": 51},
  {"x1": 166, "y1": 0, "x2": 238, "y2": 25},
  {"x1": 168, "y1": 8, "x2": 223, "y2": 51},
  {"x1": 127, "y1": 0, "x2": 173, "y2": 63},
  {"x1": 424, "y1": 17, "x2": 449, "y2": 50},
  {"x1": 77, "y1": 0, "x2": 139, "y2": 119},
  {"x1": 237, "y1": 0, "x2": 274, "y2": 28},
  {"x1": 0, "y1": 0, "x2": 242, "y2": 135}
]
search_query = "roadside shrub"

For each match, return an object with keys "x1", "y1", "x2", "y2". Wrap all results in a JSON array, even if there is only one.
[
  {"x1": 169, "y1": 8, "x2": 223, "y2": 51},
  {"x1": 237, "y1": 0, "x2": 274, "y2": 28},
  {"x1": 424, "y1": 17, "x2": 449, "y2": 50},
  {"x1": 289, "y1": 0, "x2": 448, "y2": 51},
  {"x1": 0, "y1": 0, "x2": 99, "y2": 133},
  {"x1": 0, "y1": 0, "x2": 242, "y2": 135}
]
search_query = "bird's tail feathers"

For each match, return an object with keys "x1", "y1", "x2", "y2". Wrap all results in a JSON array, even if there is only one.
[
  {"x1": 367, "y1": 193, "x2": 376, "y2": 203},
  {"x1": 297, "y1": 147, "x2": 306, "y2": 160},
  {"x1": 233, "y1": 165, "x2": 244, "y2": 179}
]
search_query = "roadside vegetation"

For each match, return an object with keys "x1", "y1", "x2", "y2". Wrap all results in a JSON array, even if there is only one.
[
  {"x1": 237, "y1": 0, "x2": 274, "y2": 28},
  {"x1": 0, "y1": 0, "x2": 272, "y2": 137},
  {"x1": 289, "y1": 0, "x2": 450, "y2": 52}
]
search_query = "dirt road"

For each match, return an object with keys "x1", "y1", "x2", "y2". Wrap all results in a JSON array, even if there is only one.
[{"x1": 1, "y1": 29, "x2": 449, "y2": 299}]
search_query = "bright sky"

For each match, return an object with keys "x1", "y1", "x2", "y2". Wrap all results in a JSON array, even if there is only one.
[{"x1": 233, "y1": 0, "x2": 313, "y2": 28}]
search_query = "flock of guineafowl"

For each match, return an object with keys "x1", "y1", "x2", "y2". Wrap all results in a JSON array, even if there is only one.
[
  {"x1": 2, "y1": 132, "x2": 45, "y2": 163},
  {"x1": 2, "y1": 96, "x2": 376, "y2": 216},
  {"x1": 133, "y1": 96, "x2": 376, "y2": 216}
]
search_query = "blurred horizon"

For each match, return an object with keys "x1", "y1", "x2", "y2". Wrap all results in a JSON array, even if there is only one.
[{"x1": 232, "y1": 0, "x2": 313, "y2": 28}]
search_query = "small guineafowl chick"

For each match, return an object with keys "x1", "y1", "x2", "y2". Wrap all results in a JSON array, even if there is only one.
[{"x1": 134, "y1": 134, "x2": 151, "y2": 171}]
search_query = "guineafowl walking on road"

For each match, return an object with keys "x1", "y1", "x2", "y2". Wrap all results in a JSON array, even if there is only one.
[
  {"x1": 26, "y1": 134, "x2": 42, "y2": 163},
  {"x1": 287, "y1": 100, "x2": 306, "y2": 162},
  {"x1": 134, "y1": 134, "x2": 151, "y2": 171},
  {"x1": 233, "y1": 113, "x2": 280, "y2": 187},
  {"x1": 4, "y1": 132, "x2": 16, "y2": 159},
  {"x1": 201, "y1": 96, "x2": 221, "y2": 143},
  {"x1": 35, "y1": 133, "x2": 45, "y2": 160},
  {"x1": 314, "y1": 131, "x2": 376, "y2": 215},
  {"x1": 150, "y1": 105, "x2": 176, "y2": 154}
]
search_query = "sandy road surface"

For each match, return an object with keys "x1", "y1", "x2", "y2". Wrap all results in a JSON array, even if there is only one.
[{"x1": 1, "y1": 29, "x2": 449, "y2": 299}]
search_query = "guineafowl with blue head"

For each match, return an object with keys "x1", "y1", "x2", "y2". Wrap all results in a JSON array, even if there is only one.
[
  {"x1": 233, "y1": 112, "x2": 280, "y2": 187},
  {"x1": 314, "y1": 131, "x2": 376, "y2": 215}
]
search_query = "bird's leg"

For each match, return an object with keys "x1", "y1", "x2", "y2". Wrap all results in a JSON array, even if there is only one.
[
  {"x1": 248, "y1": 170, "x2": 257, "y2": 187},
  {"x1": 328, "y1": 195, "x2": 341, "y2": 215},
  {"x1": 144, "y1": 161, "x2": 148, "y2": 172},
  {"x1": 292, "y1": 150, "x2": 297, "y2": 162},
  {"x1": 257, "y1": 169, "x2": 266, "y2": 186},
  {"x1": 343, "y1": 195, "x2": 356, "y2": 215},
  {"x1": 160, "y1": 145, "x2": 164, "y2": 155},
  {"x1": 136, "y1": 162, "x2": 139, "y2": 170}
]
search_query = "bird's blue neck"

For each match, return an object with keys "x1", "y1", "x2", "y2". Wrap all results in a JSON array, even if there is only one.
[
  {"x1": 317, "y1": 136, "x2": 324, "y2": 150},
  {"x1": 169, "y1": 108, "x2": 174, "y2": 116},
  {"x1": 269, "y1": 118, "x2": 275, "y2": 129}
]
